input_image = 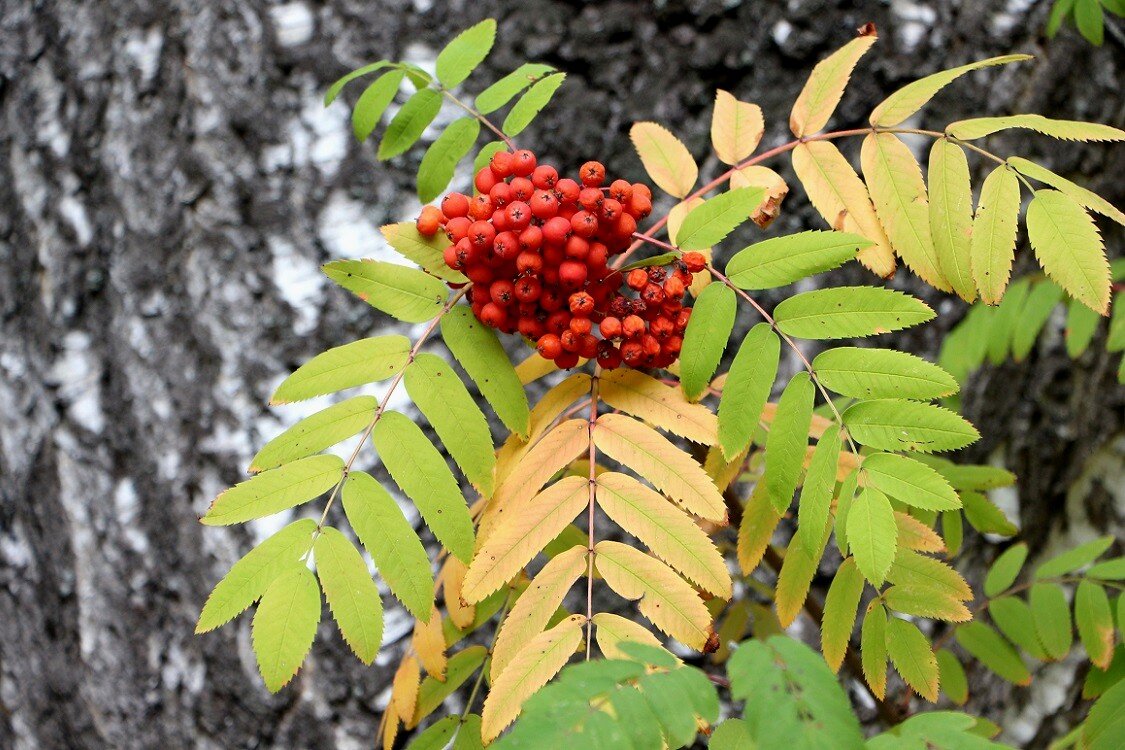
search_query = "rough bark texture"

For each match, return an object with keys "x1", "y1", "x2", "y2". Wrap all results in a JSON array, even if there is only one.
[{"x1": 1, "y1": 0, "x2": 1121, "y2": 748}]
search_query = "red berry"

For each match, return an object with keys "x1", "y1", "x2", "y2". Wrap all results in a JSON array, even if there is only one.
[
  {"x1": 468, "y1": 220, "x2": 496, "y2": 249},
  {"x1": 626, "y1": 269, "x2": 649, "y2": 291},
  {"x1": 621, "y1": 341, "x2": 644, "y2": 365},
  {"x1": 469, "y1": 194, "x2": 494, "y2": 220},
  {"x1": 560, "y1": 329, "x2": 580, "y2": 353},
  {"x1": 609, "y1": 180, "x2": 633, "y2": 203},
  {"x1": 543, "y1": 216, "x2": 572, "y2": 245},
  {"x1": 531, "y1": 189, "x2": 559, "y2": 219},
  {"x1": 540, "y1": 287, "x2": 564, "y2": 312},
  {"x1": 480, "y1": 302, "x2": 508, "y2": 328},
  {"x1": 622, "y1": 315, "x2": 645, "y2": 337},
  {"x1": 509, "y1": 177, "x2": 534, "y2": 201},
  {"x1": 532, "y1": 164, "x2": 558, "y2": 189},
  {"x1": 664, "y1": 276, "x2": 685, "y2": 298},
  {"x1": 546, "y1": 310, "x2": 571, "y2": 333},
  {"x1": 474, "y1": 167, "x2": 498, "y2": 194},
  {"x1": 416, "y1": 205, "x2": 442, "y2": 236},
  {"x1": 559, "y1": 260, "x2": 588, "y2": 289},
  {"x1": 443, "y1": 244, "x2": 461, "y2": 269},
  {"x1": 570, "y1": 211, "x2": 598, "y2": 238},
  {"x1": 565, "y1": 235, "x2": 590, "y2": 260},
  {"x1": 493, "y1": 231, "x2": 519, "y2": 260},
  {"x1": 600, "y1": 317, "x2": 623, "y2": 339},
  {"x1": 586, "y1": 242, "x2": 608, "y2": 269},
  {"x1": 490, "y1": 150, "x2": 514, "y2": 178},
  {"x1": 555, "y1": 351, "x2": 580, "y2": 369},
  {"x1": 675, "y1": 308, "x2": 692, "y2": 332},
  {"x1": 518, "y1": 224, "x2": 543, "y2": 251},
  {"x1": 441, "y1": 192, "x2": 470, "y2": 218},
  {"x1": 596, "y1": 341, "x2": 622, "y2": 369},
  {"x1": 518, "y1": 316, "x2": 545, "y2": 340},
  {"x1": 600, "y1": 199, "x2": 622, "y2": 221},
  {"x1": 579, "y1": 161, "x2": 606, "y2": 187},
  {"x1": 516, "y1": 250, "x2": 543, "y2": 274},
  {"x1": 514, "y1": 276, "x2": 542, "y2": 303},
  {"x1": 613, "y1": 212, "x2": 637, "y2": 240},
  {"x1": 651, "y1": 315, "x2": 674, "y2": 338},
  {"x1": 511, "y1": 149, "x2": 537, "y2": 176},
  {"x1": 578, "y1": 333, "x2": 599, "y2": 359},
  {"x1": 537, "y1": 333, "x2": 562, "y2": 359},
  {"x1": 569, "y1": 292, "x2": 595, "y2": 316},
  {"x1": 628, "y1": 192, "x2": 652, "y2": 218},
  {"x1": 445, "y1": 216, "x2": 471, "y2": 242},
  {"x1": 490, "y1": 280, "x2": 515, "y2": 306},
  {"x1": 570, "y1": 316, "x2": 592, "y2": 334},
  {"x1": 682, "y1": 252, "x2": 706, "y2": 273},
  {"x1": 488, "y1": 182, "x2": 512, "y2": 208},
  {"x1": 554, "y1": 178, "x2": 581, "y2": 203},
  {"x1": 579, "y1": 187, "x2": 603, "y2": 211},
  {"x1": 465, "y1": 264, "x2": 494, "y2": 284},
  {"x1": 641, "y1": 283, "x2": 665, "y2": 306},
  {"x1": 506, "y1": 201, "x2": 532, "y2": 231}
]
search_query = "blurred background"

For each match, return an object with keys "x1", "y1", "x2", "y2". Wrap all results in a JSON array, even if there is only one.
[{"x1": 1, "y1": 1, "x2": 1122, "y2": 748}]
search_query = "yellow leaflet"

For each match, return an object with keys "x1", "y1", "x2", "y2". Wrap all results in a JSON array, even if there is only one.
[
  {"x1": 382, "y1": 714, "x2": 398, "y2": 750},
  {"x1": 730, "y1": 165, "x2": 788, "y2": 228},
  {"x1": 391, "y1": 655, "x2": 421, "y2": 723},
  {"x1": 481, "y1": 614, "x2": 585, "y2": 743},
  {"x1": 928, "y1": 139, "x2": 977, "y2": 302},
  {"x1": 970, "y1": 165, "x2": 1021, "y2": 305},
  {"x1": 704, "y1": 443, "x2": 748, "y2": 494},
  {"x1": 440, "y1": 556, "x2": 475, "y2": 630},
  {"x1": 711, "y1": 90, "x2": 764, "y2": 164},
  {"x1": 861, "y1": 132, "x2": 951, "y2": 292},
  {"x1": 412, "y1": 605, "x2": 447, "y2": 680},
  {"x1": 462, "y1": 476, "x2": 589, "y2": 604},
  {"x1": 630, "y1": 121, "x2": 698, "y2": 198},
  {"x1": 593, "y1": 413, "x2": 726, "y2": 523},
  {"x1": 791, "y1": 140, "x2": 895, "y2": 278},
  {"x1": 596, "y1": 472, "x2": 731, "y2": 597},
  {"x1": 478, "y1": 419, "x2": 589, "y2": 541},
  {"x1": 887, "y1": 548, "x2": 972, "y2": 601},
  {"x1": 591, "y1": 612, "x2": 673, "y2": 661},
  {"x1": 495, "y1": 373, "x2": 591, "y2": 487},
  {"x1": 775, "y1": 523, "x2": 829, "y2": 628},
  {"x1": 491, "y1": 545, "x2": 587, "y2": 680},
  {"x1": 513, "y1": 351, "x2": 586, "y2": 385},
  {"x1": 894, "y1": 511, "x2": 946, "y2": 553},
  {"x1": 737, "y1": 482, "x2": 782, "y2": 575},
  {"x1": 595, "y1": 540, "x2": 713, "y2": 650},
  {"x1": 598, "y1": 368, "x2": 718, "y2": 444},
  {"x1": 790, "y1": 34, "x2": 877, "y2": 136}
]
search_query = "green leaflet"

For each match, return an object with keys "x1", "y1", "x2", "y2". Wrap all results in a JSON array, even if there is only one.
[
  {"x1": 961, "y1": 491, "x2": 1019, "y2": 537},
  {"x1": 250, "y1": 396, "x2": 375, "y2": 473},
  {"x1": 869, "y1": 54, "x2": 1032, "y2": 127},
  {"x1": 453, "y1": 715, "x2": 484, "y2": 750},
  {"x1": 928, "y1": 139, "x2": 976, "y2": 302},
  {"x1": 352, "y1": 69, "x2": 406, "y2": 142},
  {"x1": 936, "y1": 649, "x2": 969, "y2": 705},
  {"x1": 1007, "y1": 156, "x2": 1125, "y2": 226},
  {"x1": 987, "y1": 277, "x2": 1031, "y2": 364},
  {"x1": 764, "y1": 372, "x2": 814, "y2": 513},
  {"x1": 1012, "y1": 281, "x2": 1064, "y2": 361},
  {"x1": 441, "y1": 306, "x2": 529, "y2": 438},
  {"x1": 844, "y1": 399, "x2": 979, "y2": 453},
  {"x1": 270, "y1": 335, "x2": 411, "y2": 404},
  {"x1": 886, "y1": 616, "x2": 938, "y2": 701},
  {"x1": 201, "y1": 455, "x2": 344, "y2": 526},
  {"x1": 1035, "y1": 535, "x2": 1114, "y2": 579},
  {"x1": 821, "y1": 557, "x2": 864, "y2": 672},
  {"x1": 1088, "y1": 557, "x2": 1125, "y2": 580},
  {"x1": 812, "y1": 347, "x2": 958, "y2": 400},
  {"x1": 729, "y1": 636, "x2": 865, "y2": 750},
  {"x1": 680, "y1": 283, "x2": 736, "y2": 400},
  {"x1": 1030, "y1": 582, "x2": 1073, "y2": 659},
  {"x1": 861, "y1": 601, "x2": 889, "y2": 698},
  {"x1": 861, "y1": 453, "x2": 961, "y2": 511},
  {"x1": 475, "y1": 63, "x2": 556, "y2": 113},
  {"x1": 325, "y1": 60, "x2": 393, "y2": 105},
  {"x1": 773, "y1": 286, "x2": 934, "y2": 339},
  {"x1": 675, "y1": 187, "x2": 764, "y2": 250},
  {"x1": 918, "y1": 456, "x2": 1015, "y2": 492},
  {"x1": 342, "y1": 472, "x2": 434, "y2": 620},
  {"x1": 1107, "y1": 293, "x2": 1125, "y2": 352},
  {"x1": 380, "y1": 222, "x2": 466, "y2": 282},
  {"x1": 969, "y1": 165, "x2": 1021, "y2": 305},
  {"x1": 1075, "y1": 0, "x2": 1105, "y2": 45},
  {"x1": 1084, "y1": 679, "x2": 1125, "y2": 750},
  {"x1": 847, "y1": 487, "x2": 897, "y2": 586},
  {"x1": 619, "y1": 252, "x2": 678, "y2": 271},
  {"x1": 835, "y1": 469, "x2": 860, "y2": 556},
  {"x1": 984, "y1": 542, "x2": 1028, "y2": 597},
  {"x1": 503, "y1": 74, "x2": 566, "y2": 136},
  {"x1": 373, "y1": 411, "x2": 475, "y2": 563},
  {"x1": 196, "y1": 519, "x2": 317, "y2": 633},
  {"x1": 314, "y1": 527, "x2": 383, "y2": 664},
  {"x1": 869, "y1": 711, "x2": 1011, "y2": 749},
  {"x1": 956, "y1": 622, "x2": 1030, "y2": 685},
  {"x1": 378, "y1": 88, "x2": 442, "y2": 160},
  {"x1": 886, "y1": 549, "x2": 972, "y2": 603},
  {"x1": 413, "y1": 646, "x2": 489, "y2": 725},
  {"x1": 1067, "y1": 298, "x2": 1101, "y2": 357},
  {"x1": 251, "y1": 566, "x2": 321, "y2": 692},
  {"x1": 797, "y1": 425, "x2": 840, "y2": 554},
  {"x1": 407, "y1": 716, "x2": 459, "y2": 750},
  {"x1": 725, "y1": 230, "x2": 870, "y2": 290},
  {"x1": 709, "y1": 719, "x2": 754, "y2": 750},
  {"x1": 435, "y1": 19, "x2": 496, "y2": 88},
  {"x1": 1026, "y1": 189, "x2": 1111, "y2": 315},
  {"x1": 1076, "y1": 581, "x2": 1116, "y2": 670},
  {"x1": 323, "y1": 259, "x2": 447, "y2": 323},
  {"x1": 718, "y1": 323, "x2": 779, "y2": 458},
  {"x1": 947, "y1": 114, "x2": 1125, "y2": 142},
  {"x1": 405, "y1": 353, "x2": 496, "y2": 495},
  {"x1": 417, "y1": 117, "x2": 480, "y2": 202}
]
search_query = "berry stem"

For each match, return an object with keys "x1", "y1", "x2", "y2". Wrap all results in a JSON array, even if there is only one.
[
  {"x1": 585, "y1": 369, "x2": 601, "y2": 659},
  {"x1": 438, "y1": 86, "x2": 515, "y2": 149}
]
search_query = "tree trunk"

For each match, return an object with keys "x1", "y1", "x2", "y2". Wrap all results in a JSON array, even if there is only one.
[{"x1": 1, "y1": 1, "x2": 1120, "y2": 747}]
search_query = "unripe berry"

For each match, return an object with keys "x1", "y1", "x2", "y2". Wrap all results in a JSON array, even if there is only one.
[
  {"x1": 537, "y1": 333, "x2": 562, "y2": 360},
  {"x1": 480, "y1": 302, "x2": 508, "y2": 328},
  {"x1": 532, "y1": 164, "x2": 558, "y2": 189},
  {"x1": 626, "y1": 269, "x2": 649, "y2": 291},
  {"x1": 474, "y1": 167, "x2": 498, "y2": 194},
  {"x1": 559, "y1": 260, "x2": 588, "y2": 289},
  {"x1": 579, "y1": 160, "x2": 606, "y2": 187},
  {"x1": 682, "y1": 251, "x2": 707, "y2": 273},
  {"x1": 416, "y1": 205, "x2": 442, "y2": 236},
  {"x1": 489, "y1": 150, "x2": 514, "y2": 178},
  {"x1": 599, "y1": 316, "x2": 623, "y2": 339},
  {"x1": 511, "y1": 149, "x2": 537, "y2": 176},
  {"x1": 622, "y1": 314, "x2": 645, "y2": 337}
]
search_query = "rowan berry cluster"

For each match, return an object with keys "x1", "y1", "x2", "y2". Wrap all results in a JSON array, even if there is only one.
[{"x1": 417, "y1": 149, "x2": 707, "y2": 370}]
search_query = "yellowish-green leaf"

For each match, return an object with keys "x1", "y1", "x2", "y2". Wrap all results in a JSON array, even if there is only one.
[
  {"x1": 776, "y1": 524, "x2": 826, "y2": 628},
  {"x1": 342, "y1": 471, "x2": 433, "y2": 620},
  {"x1": 1030, "y1": 582, "x2": 1073, "y2": 660},
  {"x1": 928, "y1": 139, "x2": 977, "y2": 301},
  {"x1": 947, "y1": 114, "x2": 1125, "y2": 142},
  {"x1": 598, "y1": 368, "x2": 717, "y2": 444},
  {"x1": 417, "y1": 117, "x2": 480, "y2": 203},
  {"x1": 1007, "y1": 156, "x2": 1125, "y2": 227},
  {"x1": 378, "y1": 88, "x2": 442, "y2": 160},
  {"x1": 861, "y1": 600, "x2": 889, "y2": 699},
  {"x1": 887, "y1": 548, "x2": 972, "y2": 602},
  {"x1": 435, "y1": 19, "x2": 496, "y2": 88},
  {"x1": 412, "y1": 645, "x2": 487, "y2": 726},
  {"x1": 726, "y1": 230, "x2": 870, "y2": 291},
  {"x1": 718, "y1": 323, "x2": 779, "y2": 459},
  {"x1": 869, "y1": 54, "x2": 1032, "y2": 127},
  {"x1": 862, "y1": 132, "x2": 949, "y2": 291},
  {"x1": 412, "y1": 605, "x2": 448, "y2": 680},
  {"x1": 1026, "y1": 189, "x2": 1111, "y2": 315},
  {"x1": 630, "y1": 122, "x2": 698, "y2": 199},
  {"x1": 790, "y1": 34, "x2": 877, "y2": 136},
  {"x1": 495, "y1": 374, "x2": 590, "y2": 488},
  {"x1": 196, "y1": 519, "x2": 316, "y2": 633},
  {"x1": 885, "y1": 585, "x2": 971, "y2": 623},
  {"x1": 848, "y1": 487, "x2": 897, "y2": 586},
  {"x1": 596, "y1": 472, "x2": 730, "y2": 597},
  {"x1": 324, "y1": 59, "x2": 391, "y2": 106},
  {"x1": 677, "y1": 187, "x2": 764, "y2": 251},
  {"x1": 895, "y1": 511, "x2": 946, "y2": 554},
  {"x1": 380, "y1": 222, "x2": 467, "y2": 283},
  {"x1": 595, "y1": 540, "x2": 712, "y2": 650},
  {"x1": 373, "y1": 411, "x2": 475, "y2": 563},
  {"x1": 462, "y1": 476, "x2": 588, "y2": 604},
  {"x1": 797, "y1": 425, "x2": 841, "y2": 554},
  {"x1": 984, "y1": 542, "x2": 1028, "y2": 597},
  {"x1": 351, "y1": 69, "x2": 405, "y2": 142},
  {"x1": 405, "y1": 353, "x2": 495, "y2": 495},
  {"x1": 712, "y1": 90, "x2": 764, "y2": 164},
  {"x1": 591, "y1": 612, "x2": 668, "y2": 660},
  {"x1": 680, "y1": 283, "x2": 736, "y2": 400},
  {"x1": 774, "y1": 286, "x2": 935, "y2": 339},
  {"x1": 990, "y1": 595, "x2": 1048, "y2": 660},
  {"x1": 812, "y1": 347, "x2": 957, "y2": 401},
  {"x1": 481, "y1": 614, "x2": 585, "y2": 743},
  {"x1": 764, "y1": 372, "x2": 814, "y2": 513},
  {"x1": 314, "y1": 527, "x2": 383, "y2": 664},
  {"x1": 968, "y1": 164, "x2": 1021, "y2": 305},
  {"x1": 862, "y1": 453, "x2": 961, "y2": 511},
  {"x1": 844, "y1": 399, "x2": 979, "y2": 453},
  {"x1": 491, "y1": 545, "x2": 585, "y2": 679},
  {"x1": 822, "y1": 557, "x2": 865, "y2": 672},
  {"x1": 251, "y1": 566, "x2": 321, "y2": 692},
  {"x1": 937, "y1": 649, "x2": 969, "y2": 705},
  {"x1": 442, "y1": 306, "x2": 530, "y2": 437},
  {"x1": 503, "y1": 74, "x2": 565, "y2": 137},
  {"x1": 730, "y1": 165, "x2": 789, "y2": 229},
  {"x1": 323, "y1": 259, "x2": 447, "y2": 323},
  {"x1": 202, "y1": 455, "x2": 343, "y2": 526},
  {"x1": 1076, "y1": 580, "x2": 1116, "y2": 670},
  {"x1": 791, "y1": 141, "x2": 895, "y2": 277},
  {"x1": 475, "y1": 63, "x2": 555, "y2": 114},
  {"x1": 251, "y1": 397, "x2": 375, "y2": 473},
  {"x1": 270, "y1": 335, "x2": 410, "y2": 404},
  {"x1": 593, "y1": 413, "x2": 726, "y2": 522},
  {"x1": 737, "y1": 483, "x2": 782, "y2": 575},
  {"x1": 956, "y1": 622, "x2": 1030, "y2": 685},
  {"x1": 886, "y1": 616, "x2": 939, "y2": 702}
]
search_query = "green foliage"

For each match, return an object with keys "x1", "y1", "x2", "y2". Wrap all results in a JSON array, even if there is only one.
[
  {"x1": 251, "y1": 566, "x2": 321, "y2": 692},
  {"x1": 773, "y1": 287, "x2": 935, "y2": 339},
  {"x1": 675, "y1": 187, "x2": 764, "y2": 250},
  {"x1": 441, "y1": 306, "x2": 530, "y2": 437},
  {"x1": 679, "y1": 283, "x2": 736, "y2": 400},
  {"x1": 323, "y1": 259, "x2": 448, "y2": 322},
  {"x1": 717, "y1": 323, "x2": 779, "y2": 458},
  {"x1": 1047, "y1": 0, "x2": 1125, "y2": 45},
  {"x1": 725, "y1": 230, "x2": 872, "y2": 290}
]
